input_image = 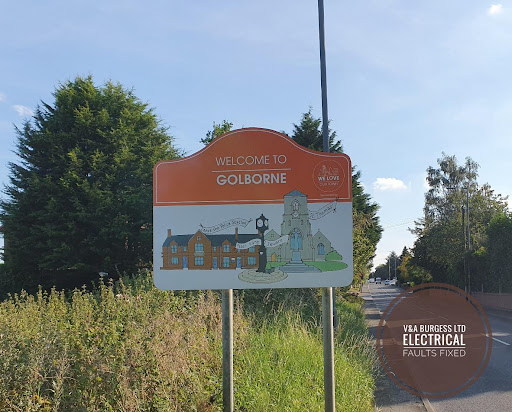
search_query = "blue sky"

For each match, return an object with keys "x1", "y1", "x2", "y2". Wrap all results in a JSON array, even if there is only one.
[{"x1": 1, "y1": 1, "x2": 511, "y2": 267}]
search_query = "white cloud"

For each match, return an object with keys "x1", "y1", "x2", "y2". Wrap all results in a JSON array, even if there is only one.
[
  {"x1": 0, "y1": 92, "x2": 5, "y2": 102},
  {"x1": 488, "y1": 4, "x2": 503, "y2": 15},
  {"x1": 373, "y1": 177, "x2": 407, "y2": 191},
  {"x1": 13, "y1": 105, "x2": 34, "y2": 117}
]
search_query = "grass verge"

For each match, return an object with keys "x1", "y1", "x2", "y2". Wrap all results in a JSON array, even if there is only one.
[
  {"x1": 0, "y1": 275, "x2": 377, "y2": 411},
  {"x1": 235, "y1": 309, "x2": 376, "y2": 411}
]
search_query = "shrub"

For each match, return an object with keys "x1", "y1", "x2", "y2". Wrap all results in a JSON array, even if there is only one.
[{"x1": 326, "y1": 250, "x2": 343, "y2": 261}]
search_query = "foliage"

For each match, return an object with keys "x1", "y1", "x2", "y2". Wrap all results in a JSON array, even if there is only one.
[
  {"x1": 352, "y1": 170, "x2": 382, "y2": 250},
  {"x1": 372, "y1": 264, "x2": 388, "y2": 280},
  {"x1": 411, "y1": 153, "x2": 508, "y2": 289},
  {"x1": 289, "y1": 109, "x2": 382, "y2": 278},
  {"x1": 200, "y1": 120, "x2": 233, "y2": 146},
  {"x1": 0, "y1": 272, "x2": 378, "y2": 411},
  {"x1": 0, "y1": 76, "x2": 178, "y2": 294},
  {"x1": 289, "y1": 107, "x2": 342, "y2": 152},
  {"x1": 396, "y1": 250, "x2": 433, "y2": 286},
  {"x1": 239, "y1": 288, "x2": 322, "y2": 325},
  {"x1": 487, "y1": 213, "x2": 512, "y2": 292},
  {"x1": 235, "y1": 304, "x2": 376, "y2": 412},
  {"x1": 0, "y1": 273, "x2": 228, "y2": 411}
]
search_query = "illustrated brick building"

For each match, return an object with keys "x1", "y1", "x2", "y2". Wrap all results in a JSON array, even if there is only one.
[{"x1": 161, "y1": 228, "x2": 261, "y2": 270}]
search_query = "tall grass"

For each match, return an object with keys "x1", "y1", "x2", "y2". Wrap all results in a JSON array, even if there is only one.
[
  {"x1": 0, "y1": 274, "x2": 235, "y2": 411},
  {"x1": 0, "y1": 274, "x2": 377, "y2": 411},
  {"x1": 234, "y1": 299, "x2": 377, "y2": 412}
]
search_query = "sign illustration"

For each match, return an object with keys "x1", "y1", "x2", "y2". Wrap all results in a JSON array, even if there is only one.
[{"x1": 153, "y1": 128, "x2": 353, "y2": 290}]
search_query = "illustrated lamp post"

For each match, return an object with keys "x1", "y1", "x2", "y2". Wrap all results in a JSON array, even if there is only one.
[{"x1": 256, "y1": 214, "x2": 269, "y2": 273}]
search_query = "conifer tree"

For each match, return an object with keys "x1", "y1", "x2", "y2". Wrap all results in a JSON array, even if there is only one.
[
  {"x1": 290, "y1": 107, "x2": 342, "y2": 152},
  {"x1": 1, "y1": 76, "x2": 178, "y2": 292},
  {"x1": 291, "y1": 109, "x2": 382, "y2": 277}
]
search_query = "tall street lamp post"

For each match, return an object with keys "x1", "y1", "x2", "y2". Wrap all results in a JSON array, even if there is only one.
[
  {"x1": 464, "y1": 188, "x2": 471, "y2": 294},
  {"x1": 448, "y1": 186, "x2": 470, "y2": 294},
  {"x1": 387, "y1": 253, "x2": 398, "y2": 281}
]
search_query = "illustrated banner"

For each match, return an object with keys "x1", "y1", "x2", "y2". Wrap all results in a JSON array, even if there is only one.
[
  {"x1": 236, "y1": 238, "x2": 262, "y2": 250},
  {"x1": 199, "y1": 218, "x2": 252, "y2": 234},
  {"x1": 308, "y1": 201, "x2": 337, "y2": 220},
  {"x1": 264, "y1": 235, "x2": 289, "y2": 248}
]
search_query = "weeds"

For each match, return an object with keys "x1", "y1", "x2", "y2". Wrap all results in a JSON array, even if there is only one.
[{"x1": 0, "y1": 274, "x2": 377, "y2": 411}]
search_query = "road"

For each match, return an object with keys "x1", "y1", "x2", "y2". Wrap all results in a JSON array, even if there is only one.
[{"x1": 366, "y1": 282, "x2": 512, "y2": 412}]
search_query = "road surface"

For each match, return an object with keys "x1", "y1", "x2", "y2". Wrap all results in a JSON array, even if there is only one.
[{"x1": 365, "y1": 282, "x2": 512, "y2": 412}]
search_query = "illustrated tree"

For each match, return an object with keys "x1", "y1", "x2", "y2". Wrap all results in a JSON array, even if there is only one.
[{"x1": 0, "y1": 76, "x2": 178, "y2": 293}]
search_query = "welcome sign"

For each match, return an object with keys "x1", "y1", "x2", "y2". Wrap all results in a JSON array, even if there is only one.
[{"x1": 153, "y1": 128, "x2": 353, "y2": 290}]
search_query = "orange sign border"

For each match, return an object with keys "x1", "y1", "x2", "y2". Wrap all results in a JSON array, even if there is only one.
[{"x1": 154, "y1": 128, "x2": 352, "y2": 206}]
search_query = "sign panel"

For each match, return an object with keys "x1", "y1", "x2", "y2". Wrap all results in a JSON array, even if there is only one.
[{"x1": 153, "y1": 128, "x2": 353, "y2": 290}]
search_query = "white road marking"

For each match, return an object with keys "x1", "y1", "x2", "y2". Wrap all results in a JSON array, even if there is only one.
[
  {"x1": 422, "y1": 396, "x2": 436, "y2": 412},
  {"x1": 492, "y1": 336, "x2": 511, "y2": 346}
]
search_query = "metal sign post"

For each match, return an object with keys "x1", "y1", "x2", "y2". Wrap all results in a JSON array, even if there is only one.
[
  {"x1": 318, "y1": 0, "x2": 336, "y2": 410},
  {"x1": 222, "y1": 289, "x2": 234, "y2": 412},
  {"x1": 322, "y1": 287, "x2": 336, "y2": 411}
]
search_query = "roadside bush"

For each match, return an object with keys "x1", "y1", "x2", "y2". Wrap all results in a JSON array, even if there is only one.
[
  {"x1": 0, "y1": 272, "x2": 241, "y2": 411},
  {"x1": 0, "y1": 272, "x2": 376, "y2": 411}
]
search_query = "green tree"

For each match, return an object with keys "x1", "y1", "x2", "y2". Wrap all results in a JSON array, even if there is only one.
[
  {"x1": 1, "y1": 76, "x2": 178, "y2": 293},
  {"x1": 290, "y1": 109, "x2": 382, "y2": 277},
  {"x1": 352, "y1": 210, "x2": 376, "y2": 282},
  {"x1": 372, "y1": 264, "x2": 388, "y2": 280},
  {"x1": 290, "y1": 107, "x2": 342, "y2": 152},
  {"x1": 487, "y1": 213, "x2": 512, "y2": 293},
  {"x1": 412, "y1": 153, "x2": 508, "y2": 288},
  {"x1": 396, "y1": 248, "x2": 432, "y2": 286},
  {"x1": 397, "y1": 248, "x2": 412, "y2": 283},
  {"x1": 200, "y1": 120, "x2": 233, "y2": 146}
]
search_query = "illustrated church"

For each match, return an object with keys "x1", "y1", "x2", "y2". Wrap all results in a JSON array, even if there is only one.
[
  {"x1": 161, "y1": 190, "x2": 333, "y2": 270},
  {"x1": 265, "y1": 190, "x2": 332, "y2": 263}
]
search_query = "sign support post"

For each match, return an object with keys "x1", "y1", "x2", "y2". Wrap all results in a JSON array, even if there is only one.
[
  {"x1": 322, "y1": 287, "x2": 336, "y2": 411},
  {"x1": 318, "y1": 0, "x2": 336, "y2": 410},
  {"x1": 222, "y1": 289, "x2": 234, "y2": 412}
]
